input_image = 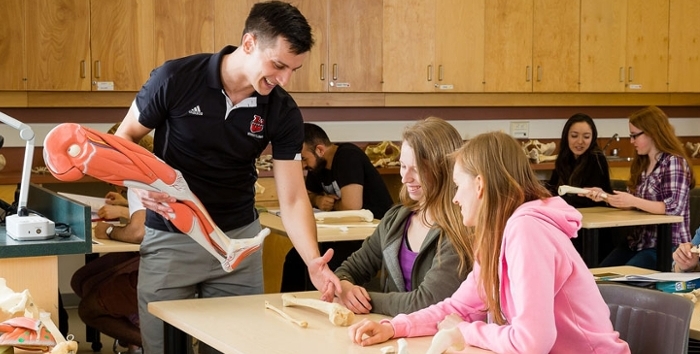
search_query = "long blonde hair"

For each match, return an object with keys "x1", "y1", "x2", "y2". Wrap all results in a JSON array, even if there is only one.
[
  {"x1": 399, "y1": 117, "x2": 473, "y2": 275},
  {"x1": 628, "y1": 106, "x2": 695, "y2": 192},
  {"x1": 451, "y1": 131, "x2": 550, "y2": 324}
]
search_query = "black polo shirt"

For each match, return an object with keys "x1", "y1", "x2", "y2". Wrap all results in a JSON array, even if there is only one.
[{"x1": 134, "y1": 46, "x2": 303, "y2": 232}]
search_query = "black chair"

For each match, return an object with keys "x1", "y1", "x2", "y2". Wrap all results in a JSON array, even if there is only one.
[{"x1": 598, "y1": 283, "x2": 694, "y2": 354}]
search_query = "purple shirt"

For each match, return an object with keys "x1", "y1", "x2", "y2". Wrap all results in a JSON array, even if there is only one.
[
  {"x1": 399, "y1": 214, "x2": 419, "y2": 291},
  {"x1": 631, "y1": 152, "x2": 692, "y2": 250}
]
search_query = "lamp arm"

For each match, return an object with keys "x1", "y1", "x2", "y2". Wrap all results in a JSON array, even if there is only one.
[{"x1": 0, "y1": 112, "x2": 36, "y2": 216}]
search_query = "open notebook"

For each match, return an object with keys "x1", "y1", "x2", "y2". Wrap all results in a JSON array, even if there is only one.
[
  {"x1": 57, "y1": 192, "x2": 113, "y2": 221},
  {"x1": 598, "y1": 272, "x2": 700, "y2": 283}
]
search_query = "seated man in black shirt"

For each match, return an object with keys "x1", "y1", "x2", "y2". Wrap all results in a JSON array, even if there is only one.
[{"x1": 281, "y1": 123, "x2": 394, "y2": 291}]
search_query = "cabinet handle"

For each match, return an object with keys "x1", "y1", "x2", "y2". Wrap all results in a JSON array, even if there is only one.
[
  {"x1": 320, "y1": 64, "x2": 325, "y2": 81},
  {"x1": 628, "y1": 67, "x2": 634, "y2": 82},
  {"x1": 619, "y1": 67, "x2": 624, "y2": 82},
  {"x1": 427, "y1": 65, "x2": 433, "y2": 82},
  {"x1": 536, "y1": 66, "x2": 542, "y2": 82},
  {"x1": 526, "y1": 66, "x2": 532, "y2": 82},
  {"x1": 333, "y1": 64, "x2": 338, "y2": 81},
  {"x1": 94, "y1": 60, "x2": 101, "y2": 79},
  {"x1": 80, "y1": 60, "x2": 86, "y2": 78},
  {"x1": 438, "y1": 65, "x2": 444, "y2": 81}
]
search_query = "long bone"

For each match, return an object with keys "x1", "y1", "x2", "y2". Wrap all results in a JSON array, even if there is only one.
[
  {"x1": 43, "y1": 123, "x2": 269, "y2": 272},
  {"x1": 558, "y1": 185, "x2": 608, "y2": 200},
  {"x1": 314, "y1": 209, "x2": 374, "y2": 223},
  {"x1": 281, "y1": 294, "x2": 355, "y2": 326}
]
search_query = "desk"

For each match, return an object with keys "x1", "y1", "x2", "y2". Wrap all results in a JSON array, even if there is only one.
[
  {"x1": 149, "y1": 291, "x2": 495, "y2": 354},
  {"x1": 591, "y1": 265, "x2": 700, "y2": 340},
  {"x1": 258, "y1": 213, "x2": 378, "y2": 293},
  {"x1": 91, "y1": 238, "x2": 140, "y2": 253},
  {"x1": 577, "y1": 207, "x2": 683, "y2": 271}
]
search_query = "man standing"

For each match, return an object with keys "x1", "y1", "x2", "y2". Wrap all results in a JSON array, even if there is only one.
[
  {"x1": 302, "y1": 123, "x2": 394, "y2": 219},
  {"x1": 114, "y1": 2, "x2": 340, "y2": 353}
]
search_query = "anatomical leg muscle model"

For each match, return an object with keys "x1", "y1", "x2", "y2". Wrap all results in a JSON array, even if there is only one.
[{"x1": 43, "y1": 123, "x2": 269, "y2": 272}]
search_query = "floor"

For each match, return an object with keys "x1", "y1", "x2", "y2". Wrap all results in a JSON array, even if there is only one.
[{"x1": 65, "y1": 305, "x2": 120, "y2": 354}]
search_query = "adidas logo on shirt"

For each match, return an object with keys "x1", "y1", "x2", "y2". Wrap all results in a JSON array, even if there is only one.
[{"x1": 188, "y1": 105, "x2": 203, "y2": 116}]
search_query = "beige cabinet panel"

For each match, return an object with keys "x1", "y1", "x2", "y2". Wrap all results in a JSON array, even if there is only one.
[
  {"x1": 154, "y1": 0, "x2": 215, "y2": 66},
  {"x1": 435, "y1": 0, "x2": 485, "y2": 92},
  {"x1": 580, "y1": 0, "x2": 627, "y2": 92},
  {"x1": 91, "y1": 0, "x2": 155, "y2": 91},
  {"x1": 26, "y1": 0, "x2": 91, "y2": 91},
  {"x1": 283, "y1": 0, "x2": 328, "y2": 92},
  {"x1": 484, "y1": 0, "x2": 533, "y2": 92},
  {"x1": 326, "y1": 0, "x2": 383, "y2": 92},
  {"x1": 626, "y1": 0, "x2": 669, "y2": 92},
  {"x1": 668, "y1": 0, "x2": 700, "y2": 92},
  {"x1": 383, "y1": 0, "x2": 435, "y2": 92},
  {"x1": 532, "y1": 0, "x2": 580, "y2": 92},
  {"x1": 0, "y1": 0, "x2": 26, "y2": 90}
]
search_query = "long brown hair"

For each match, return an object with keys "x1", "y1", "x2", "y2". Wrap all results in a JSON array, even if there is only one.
[
  {"x1": 451, "y1": 131, "x2": 550, "y2": 325},
  {"x1": 628, "y1": 106, "x2": 695, "y2": 192},
  {"x1": 399, "y1": 117, "x2": 473, "y2": 275}
]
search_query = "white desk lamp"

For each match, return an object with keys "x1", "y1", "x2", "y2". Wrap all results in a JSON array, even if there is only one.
[{"x1": 0, "y1": 111, "x2": 55, "y2": 240}]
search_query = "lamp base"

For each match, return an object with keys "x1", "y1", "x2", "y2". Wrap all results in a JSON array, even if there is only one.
[{"x1": 6, "y1": 214, "x2": 55, "y2": 241}]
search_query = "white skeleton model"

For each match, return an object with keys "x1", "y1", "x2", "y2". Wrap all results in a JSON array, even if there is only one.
[
  {"x1": 558, "y1": 185, "x2": 608, "y2": 200},
  {"x1": 686, "y1": 142, "x2": 700, "y2": 158},
  {"x1": 280, "y1": 294, "x2": 355, "y2": 326},
  {"x1": 522, "y1": 139, "x2": 557, "y2": 164},
  {"x1": 0, "y1": 278, "x2": 39, "y2": 322}
]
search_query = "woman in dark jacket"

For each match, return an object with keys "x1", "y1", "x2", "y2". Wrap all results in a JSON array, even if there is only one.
[{"x1": 547, "y1": 113, "x2": 613, "y2": 208}]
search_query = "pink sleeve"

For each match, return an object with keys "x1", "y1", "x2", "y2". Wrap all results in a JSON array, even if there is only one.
[
  {"x1": 389, "y1": 263, "x2": 487, "y2": 338},
  {"x1": 457, "y1": 217, "x2": 559, "y2": 353}
]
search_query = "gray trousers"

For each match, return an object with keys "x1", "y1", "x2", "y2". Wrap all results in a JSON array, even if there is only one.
[{"x1": 138, "y1": 219, "x2": 263, "y2": 354}]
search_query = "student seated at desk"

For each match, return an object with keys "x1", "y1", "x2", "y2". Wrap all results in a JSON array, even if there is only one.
[
  {"x1": 281, "y1": 123, "x2": 395, "y2": 292},
  {"x1": 71, "y1": 188, "x2": 145, "y2": 354},
  {"x1": 349, "y1": 131, "x2": 630, "y2": 354},
  {"x1": 334, "y1": 117, "x2": 470, "y2": 316},
  {"x1": 672, "y1": 226, "x2": 700, "y2": 272},
  {"x1": 586, "y1": 106, "x2": 695, "y2": 269},
  {"x1": 546, "y1": 113, "x2": 612, "y2": 208}
]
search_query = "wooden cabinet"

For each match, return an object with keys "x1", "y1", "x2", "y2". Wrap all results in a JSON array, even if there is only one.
[
  {"x1": 484, "y1": 0, "x2": 579, "y2": 92},
  {"x1": 154, "y1": 0, "x2": 215, "y2": 66},
  {"x1": 626, "y1": 0, "x2": 669, "y2": 92},
  {"x1": 26, "y1": 0, "x2": 91, "y2": 91},
  {"x1": 668, "y1": 0, "x2": 700, "y2": 92},
  {"x1": 25, "y1": 0, "x2": 153, "y2": 91},
  {"x1": 580, "y1": 0, "x2": 669, "y2": 92},
  {"x1": 91, "y1": 0, "x2": 155, "y2": 91},
  {"x1": 580, "y1": 0, "x2": 627, "y2": 92},
  {"x1": 0, "y1": 0, "x2": 26, "y2": 90},
  {"x1": 213, "y1": 0, "x2": 382, "y2": 93},
  {"x1": 383, "y1": 0, "x2": 484, "y2": 93}
]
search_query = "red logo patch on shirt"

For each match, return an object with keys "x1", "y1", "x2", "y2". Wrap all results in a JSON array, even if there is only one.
[{"x1": 250, "y1": 115, "x2": 265, "y2": 134}]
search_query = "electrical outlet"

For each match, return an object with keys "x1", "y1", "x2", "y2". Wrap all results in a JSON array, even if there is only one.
[{"x1": 510, "y1": 121, "x2": 529, "y2": 138}]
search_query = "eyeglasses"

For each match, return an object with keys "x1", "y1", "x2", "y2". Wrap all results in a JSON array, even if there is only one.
[{"x1": 629, "y1": 131, "x2": 644, "y2": 139}]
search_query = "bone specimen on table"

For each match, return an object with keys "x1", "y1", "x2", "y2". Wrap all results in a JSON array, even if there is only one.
[
  {"x1": 425, "y1": 327, "x2": 466, "y2": 354},
  {"x1": 686, "y1": 142, "x2": 700, "y2": 158},
  {"x1": 281, "y1": 294, "x2": 355, "y2": 326},
  {"x1": 264, "y1": 301, "x2": 308, "y2": 328},
  {"x1": 314, "y1": 209, "x2": 374, "y2": 223},
  {"x1": 522, "y1": 139, "x2": 557, "y2": 164},
  {"x1": 397, "y1": 338, "x2": 409, "y2": 354}
]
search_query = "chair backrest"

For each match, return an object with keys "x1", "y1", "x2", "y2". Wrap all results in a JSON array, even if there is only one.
[{"x1": 598, "y1": 283, "x2": 694, "y2": 354}]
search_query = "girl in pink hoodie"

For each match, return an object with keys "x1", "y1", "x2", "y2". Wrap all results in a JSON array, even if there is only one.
[{"x1": 349, "y1": 131, "x2": 630, "y2": 354}]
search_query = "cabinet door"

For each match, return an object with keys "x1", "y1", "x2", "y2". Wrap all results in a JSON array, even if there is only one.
[
  {"x1": 532, "y1": 0, "x2": 579, "y2": 92},
  {"x1": 213, "y1": 0, "x2": 257, "y2": 48},
  {"x1": 668, "y1": 0, "x2": 700, "y2": 92},
  {"x1": 327, "y1": 0, "x2": 382, "y2": 92},
  {"x1": 26, "y1": 0, "x2": 90, "y2": 91},
  {"x1": 435, "y1": 0, "x2": 484, "y2": 92},
  {"x1": 580, "y1": 0, "x2": 627, "y2": 92},
  {"x1": 0, "y1": 0, "x2": 25, "y2": 90},
  {"x1": 91, "y1": 0, "x2": 155, "y2": 91},
  {"x1": 283, "y1": 0, "x2": 327, "y2": 92},
  {"x1": 154, "y1": 0, "x2": 215, "y2": 66},
  {"x1": 484, "y1": 0, "x2": 533, "y2": 92},
  {"x1": 626, "y1": 0, "x2": 669, "y2": 92},
  {"x1": 383, "y1": 0, "x2": 435, "y2": 92}
]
